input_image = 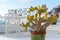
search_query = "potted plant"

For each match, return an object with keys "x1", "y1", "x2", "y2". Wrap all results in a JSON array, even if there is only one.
[{"x1": 21, "y1": 4, "x2": 58, "y2": 40}]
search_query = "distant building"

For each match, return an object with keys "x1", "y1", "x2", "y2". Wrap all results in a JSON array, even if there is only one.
[
  {"x1": 51, "y1": 5, "x2": 60, "y2": 13},
  {"x1": 5, "y1": 8, "x2": 28, "y2": 33},
  {"x1": 48, "y1": 5, "x2": 60, "y2": 18}
]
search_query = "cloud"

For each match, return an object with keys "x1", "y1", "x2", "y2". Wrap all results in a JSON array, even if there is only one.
[
  {"x1": 18, "y1": 0, "x2": 32, "y2": 2},
  {"x1": 0, "y1": 0, "x2": 8, "y2": 2}
]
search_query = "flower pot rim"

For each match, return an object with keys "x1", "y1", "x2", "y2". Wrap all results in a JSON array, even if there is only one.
[{"x1": 30, "y1": 31, "x2": 46, "y2": 34}]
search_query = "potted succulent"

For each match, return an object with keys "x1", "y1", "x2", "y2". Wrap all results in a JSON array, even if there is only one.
[{"x1": 21, "y1": 4, "x2": 58, "y2": 40}]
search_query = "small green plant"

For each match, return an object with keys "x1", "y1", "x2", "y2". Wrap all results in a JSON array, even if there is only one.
[{"x1": 21, "y1": 4, "x2": 58, "y2": 32}]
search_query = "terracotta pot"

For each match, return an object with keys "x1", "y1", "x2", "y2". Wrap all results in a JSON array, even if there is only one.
[{"x1": 30, "y1": 31, "x2": 46, "y2": 40}]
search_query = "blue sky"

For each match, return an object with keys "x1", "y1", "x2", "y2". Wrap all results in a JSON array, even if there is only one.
[{"x1": 0, "y1": 0, "x2": 60, "y2": 16}]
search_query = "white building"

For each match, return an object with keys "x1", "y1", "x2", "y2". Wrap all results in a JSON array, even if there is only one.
[{"x1": 5, "y1": 8, "x2": 28, "y2": 35}]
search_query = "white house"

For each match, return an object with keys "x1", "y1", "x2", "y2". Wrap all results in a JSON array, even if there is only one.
[{"x1": 5, "y1": 8, "x2": 28, "y2": 35}]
